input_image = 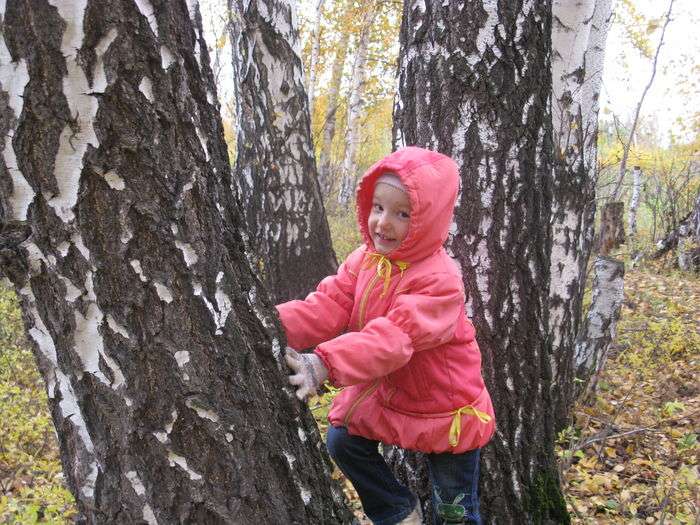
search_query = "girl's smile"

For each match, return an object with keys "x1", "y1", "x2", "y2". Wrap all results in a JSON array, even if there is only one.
[{"x1": 368, "y1": 182, "x2": 411, "y2": 255}]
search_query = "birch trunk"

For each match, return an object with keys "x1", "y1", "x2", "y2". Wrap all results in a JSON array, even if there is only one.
[
  {"x1": 0, "y1": 1, "x2": 352, "y2": 522},
  {"x1": 307, "y1": 0, "x2": 325, "y2": 118},
  {"x1": 678, "y1": 194, "x2": 700, "y2": 272},
  {"x1": 549, "y1": 0, "x2": 613, "y2": 427},
  {"x1": 230, "y1": 0, "x2": 337, "y2": 303},
  {"x1": 318, "y1": 30, "x2": 350, "y2": 198},
  {"x1": 392, "y1": 2, "x2": 568, "y2": 522},
  {"x1": 653, "y1": 191, "x2": 700, "y2": 261},
  {"x1": 337, "y1": 6, "x2": 377, "y2": 207},
  {"x1": 574, "y1": 256, "x2": 625, "y2": 400},
  {"x1": 628, "y1": 166, "x2": 642, "y2": 237}
]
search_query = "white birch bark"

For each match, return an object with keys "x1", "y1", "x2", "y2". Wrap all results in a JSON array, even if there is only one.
[
  {"x1": 337, "y1": 6, "x2": 377, "y2": 206},
  {"x1": 230, "y1": 0, "x2": 337, "y2": 302},
  {"x1": 0, "y1": 8, "x2": 32, "y2": 224},
  {"x1": 580, "y1": 0, "x2": 613, "y2": 174},
  {"x1": 393, "y1": 1, "x2": 566, "y2": 521},
  {"x1": 628, "y1": 165, "x2": 643, "y2": 236},
  {"x1": 549, "y1": 0, "x2": 613, "y2": 419},
  {"x1": 0, "y1": 1, "x2": 352, "y2": 522},
  {"x1": 550, "y1": 0, "x2": 596, "y2": 351},
  {"x1": 551, "y1": 0, "x2": 596, "y2": 141},
  {"x1": 307, "y1": 0, "x2": 325, "y2": 118},
  {"x1": 318, "y1": 30, "x2": 350, "y2": 197},
  {"x1": 574, "y1": 256, "x2": 625, "y2": 398}
]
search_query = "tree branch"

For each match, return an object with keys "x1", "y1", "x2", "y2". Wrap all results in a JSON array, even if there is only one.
[{"x1": 609, "y1": 0, "x2": 675, "y2": 201}]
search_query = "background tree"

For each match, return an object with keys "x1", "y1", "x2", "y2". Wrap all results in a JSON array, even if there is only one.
[
  {"x1": 229, "y1": 0, "x2": 337, "y2": 303},
  {"x1": 628, "y1": 166, "x2": 643, "y2": 237},
  {"x1": 0, "y1": 1, "x2": 352, "y2": 522},
  {"x1": 392, "y1": 1, "x2": 568, "y2": 522},
  {"x1": 307, "y1": 0, "x2": 326, "y2": 118},
  {"x1": 641, "y1": 146, "x2": 699, "y2": 241},
  {"x1": 316, "y1": 12, "x2": 350, "y2": 198},
  {"x1": 572, "y1": 255, "x2": 625, "y2": 400},
  {"x1": 301, "y1": 0, "x2": 400, "y2": 205},
  {"x1": 597, "y1": 122, "x2": 700, "y2": 253},
  {"x1": 598, "y1": 0, "x2": 675, "y2": 256},
  {"x1": 608, "y1": 0, "x2": 674, "y2": 203},
  {"x1": 336, "y1": 2, "x2": 379, "y2": 207},
  {"x1": 653, "y1": 188, "x2": 700, "y2": 268}
]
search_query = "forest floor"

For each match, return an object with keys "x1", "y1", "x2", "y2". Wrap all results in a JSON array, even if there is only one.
[
  {"x1": 557, "y1": 256, "x2": 699, "y2": 524},
  {"x1": 0, "y1": 258, "x2": 698, "y2": 523}
]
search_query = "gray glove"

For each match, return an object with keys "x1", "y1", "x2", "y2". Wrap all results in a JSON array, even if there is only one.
[{"x1": 285, "y1": 347, "x2": 329, "y2": 401}]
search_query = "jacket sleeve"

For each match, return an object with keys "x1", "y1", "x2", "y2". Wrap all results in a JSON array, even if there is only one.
[
  {"x1": 315, "y1": 271, "x2": 465, "y2": 386},
  {"x1": 275, "y1": 247, "x2": 364, "y2": 350}
]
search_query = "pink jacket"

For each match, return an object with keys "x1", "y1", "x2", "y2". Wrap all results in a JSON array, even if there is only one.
[{"x1": 276, "y1": 147, "x2": 495, "y2": 453}]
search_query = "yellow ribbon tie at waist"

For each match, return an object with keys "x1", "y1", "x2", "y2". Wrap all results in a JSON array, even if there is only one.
[
  {"x1": 448, "y1": 405, "x2": 492, "y2": 447},
  {"x1": 363, "y1": 253, "x2": 410, "y2": 297}
]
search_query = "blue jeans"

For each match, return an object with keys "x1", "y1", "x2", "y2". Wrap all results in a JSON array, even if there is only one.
[{"x1": 327, "y1": 426, "x2": 481, "y2": 525}]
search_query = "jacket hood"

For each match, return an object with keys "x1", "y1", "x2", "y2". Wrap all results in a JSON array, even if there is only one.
[{"x1": 356, "y1": 146, "x2": 459, "y2": 262}]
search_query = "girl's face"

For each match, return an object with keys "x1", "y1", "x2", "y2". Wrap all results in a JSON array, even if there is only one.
[{"x1": 368, "y1": 182, "x2": 411, "y2": 255}]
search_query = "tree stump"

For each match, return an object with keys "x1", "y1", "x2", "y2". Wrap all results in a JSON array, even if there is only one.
[{"x1": 598, "y1": 202, "x2": 625, "y2": 255}]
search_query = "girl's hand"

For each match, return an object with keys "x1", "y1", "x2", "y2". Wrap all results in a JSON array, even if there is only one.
[{"x1": 284, "y1": 348, "x2": 328, "y2": 401}]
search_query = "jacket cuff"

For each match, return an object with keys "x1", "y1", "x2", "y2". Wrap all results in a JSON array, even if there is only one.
[{"x1": 314, "y1": 347, "x2": 339, "y2": 387}]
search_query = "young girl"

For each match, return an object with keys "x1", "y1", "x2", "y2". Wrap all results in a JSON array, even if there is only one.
[{"x1": 276, "y1": 147, "x2": 495, "y2": 525}]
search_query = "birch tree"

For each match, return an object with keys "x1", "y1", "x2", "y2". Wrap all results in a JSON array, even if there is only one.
[
  {"x1": 653, "y1": 189, "x2": 700, "y2": 265},
  {"x1": 0, "y1": 1, "x2": 352, "y2": 522},
  {"x1": 318, "y1": 30, "x2": 350, "y2": 197},
  {"x1": 628, "y1": 165, "x2": 643, "y2": 237},
  {"x1": 549, "y1": 0, "x2": 614, "y2": 424},
  {"x1": 609, "y1": 0, "x2": 675, "y2": 202},
  {"x1": 574, "y1": 256, "x2": 625, "y2": 399},
  {"x1": 312, "y1": 0, "x2": 399, "y2": 202},
  {"x1": 307, "y1": 0, "x2": 325, "y2": 118},
  {"x1": 230, "y1": 0, "x2": 337, "y2": 303},
  {"x1": 393, "y1": 1, "x2": 567, "y2": 522},
  {"x1": 676, "y1": 190, "x2": 700, "y2": 271},
  {"x1": 337, "y1": 4, "x2": 378, "y2": 207}
]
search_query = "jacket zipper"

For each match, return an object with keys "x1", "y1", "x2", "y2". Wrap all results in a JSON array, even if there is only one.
[
  {"x1": 357, "y1": 271, "x2": 381, "y2": 329},
  {"x1": 344, "y1": 263, "x2": 389, "y2": 427},
  {"x1": 344, "y1": 379, "x2": 380, "y2": 427}
]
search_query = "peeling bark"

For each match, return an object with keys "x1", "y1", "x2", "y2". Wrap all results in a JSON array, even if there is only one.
[
  {"x1": 230, "y1": 0, "x2": 337, "y2": 303},
  {"x1": 549, "y1": 0, "x2": 613, "y2": 429},
  {"x1": 393, "y1": 1, "x2": 567, "y2": 522},
  {"x1": 574, "y1": 256, "x2": 624, "y2": 400},
  {"x1": 0, "y1": 1, "x2": 352, "y2": 522}
]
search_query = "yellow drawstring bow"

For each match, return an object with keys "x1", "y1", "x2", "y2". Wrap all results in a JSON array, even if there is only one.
[
  {"x1": 448, "y1": 405, "x2": 492, "y2": 447},
  {"x1": 363, "y1": 253, "x2": 410, "y2": 297}
]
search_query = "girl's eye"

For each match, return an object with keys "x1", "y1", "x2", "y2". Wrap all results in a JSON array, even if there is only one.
[
  {"x1": 373, "y1": 203, "x2": 383, "y2": 212},
  {"x1": 399, "y1": 211, "x2": 410, "y2": 219}
]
